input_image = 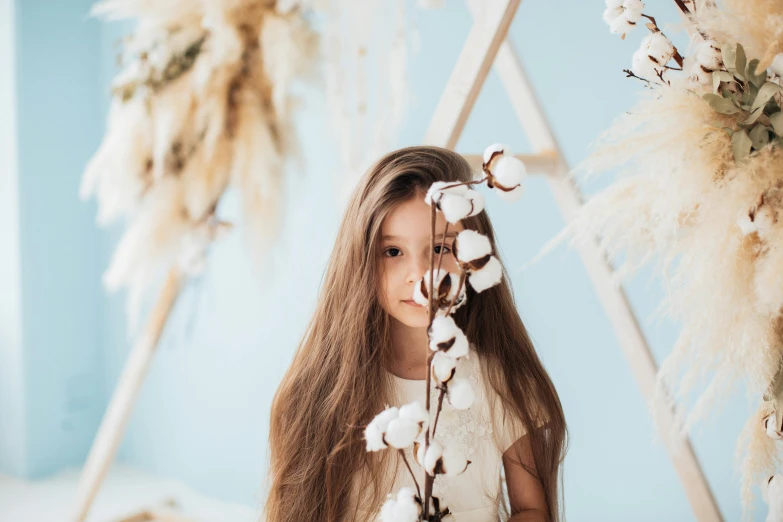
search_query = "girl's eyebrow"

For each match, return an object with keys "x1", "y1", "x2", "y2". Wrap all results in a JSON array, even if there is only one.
[{"x1": 381, "y1": 232, "x2": 457, "y2": 240}]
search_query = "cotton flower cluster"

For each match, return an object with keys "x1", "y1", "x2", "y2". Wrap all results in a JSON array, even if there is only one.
[
  {"x1": 632, "y1": 32, "x2": 675, "y2": 82},
  {"x1": 367, "y1": 142, "x2": 521, "y2": 520},
  {"x1": 365, "y1": 402, "x2": 429, "y2": 452},
  {"x1": 602, "y1": 0, "x2": 644, "y2": 38}
]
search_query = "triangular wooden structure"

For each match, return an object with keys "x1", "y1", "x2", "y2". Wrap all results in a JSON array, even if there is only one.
[{"x1": 426, "y1": 1, "x2": 723, "y2": 520}]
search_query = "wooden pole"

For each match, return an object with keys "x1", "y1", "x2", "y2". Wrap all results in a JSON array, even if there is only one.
[
  {"x1": 72, "y1": 268, "x2": 185, "y2": 522},
  {"x1": 424, "y1": 0, "x2": 521, "y2": 148}
]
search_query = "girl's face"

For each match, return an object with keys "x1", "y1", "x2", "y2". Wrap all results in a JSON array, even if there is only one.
[{"x1": 377, "y1": 194, "x2": 464, "y2": 328}]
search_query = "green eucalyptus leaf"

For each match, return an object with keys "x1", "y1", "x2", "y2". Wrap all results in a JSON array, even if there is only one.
[
  {"x1": 750, "y1": 124, "x2": 770, "y2": 149},
  {"x1": 743, "y1": 108, "x2": 764, "y2": 125},
  {"x1": 771, "y1": 112, "x2": 783, "y2": 137},
  {"x1": 749, "y1": 82, "x2": 760, "y2": 102},
  {"x1": 712, "y1": 71, "x2": 734, "y2": 94},
  {"x1": 732, "y1": 128, "x2": 753, "y2": 162},
  {"x1": 721, "y1": 42, "x2": 737, "y2": 71},
  {"x1": 704, "y1": 93, "x2": 742, "y2": 114},
  {"x1": 722, "y1": 127, "x2": 735, "y2": 137},
  {"x1": 751, "y1": 82, "x2": 783, "y2": 115},
  {"x1": 736, "y1": 44, "x2": 747, "y2": 81},
  {"x1": 747, "y1": 58, "x2": 765, "y2": 87}
]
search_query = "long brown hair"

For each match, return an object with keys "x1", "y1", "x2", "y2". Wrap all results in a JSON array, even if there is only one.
[{"x1": 264, "y1": 146, "x2": 567, "y2": 521}]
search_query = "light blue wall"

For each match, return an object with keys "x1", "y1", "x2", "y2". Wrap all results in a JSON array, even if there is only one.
[
  {"x1": 0, "y1": 0, "x2": 108, "y2": 478},
  {"x1": 3, "y1": 0, "x2": 764, "y2": 520},
  {"x1": 0, "y1": 0, "x2": 25, "y2": 478}
]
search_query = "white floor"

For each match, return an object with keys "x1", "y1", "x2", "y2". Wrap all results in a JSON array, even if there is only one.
[{"x1": 0, "y1": 464, "x2": 257, "y2": 522}]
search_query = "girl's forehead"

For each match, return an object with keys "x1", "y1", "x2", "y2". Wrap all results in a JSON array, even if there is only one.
[{"x1": 380, "y1": 197, "x2": 463, "y2": 239}]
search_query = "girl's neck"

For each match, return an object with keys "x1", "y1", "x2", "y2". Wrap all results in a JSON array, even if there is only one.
[{"x1": 388, "y1": 318, "x2": 429, "y2": 380}]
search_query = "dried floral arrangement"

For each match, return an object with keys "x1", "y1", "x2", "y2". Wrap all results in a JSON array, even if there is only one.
[
  {"x1": 543, "y1": 0, "x2": 783, "y2": 517},
  {"x1": 81, "y1": 0, "x2": 317, "y2": 320},
  {"x1": 363, "y1": 144, "x2": 526, "y2": 521}
]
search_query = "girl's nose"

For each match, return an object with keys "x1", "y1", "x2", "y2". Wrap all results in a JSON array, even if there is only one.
[{"x1": 406, "y1": 254, "x2": 429, "y2": 284}]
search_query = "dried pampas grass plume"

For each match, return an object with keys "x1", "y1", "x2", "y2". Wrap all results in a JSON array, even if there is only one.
[
  {"x1": 535, "y1": 1, "x2": 783, "y2": 515},
  {"x1": 82, "y1": 0, "x2": 318, "y2": 323}
]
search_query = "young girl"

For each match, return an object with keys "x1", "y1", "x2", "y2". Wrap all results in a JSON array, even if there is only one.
[{"x1": 265, "y1": 146, "x2": 567, "y2": 522}]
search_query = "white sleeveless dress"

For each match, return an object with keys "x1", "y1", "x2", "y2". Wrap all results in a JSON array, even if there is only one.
[{"x1": 353, "y1": 348, "x2": 524, "y2": 522}]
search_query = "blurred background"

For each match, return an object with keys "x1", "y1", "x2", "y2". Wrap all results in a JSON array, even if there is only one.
[{"x1": 0, "y1": 0, "x2": 759, "y2": 520}]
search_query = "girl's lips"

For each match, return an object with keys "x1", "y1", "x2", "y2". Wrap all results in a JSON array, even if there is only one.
[{"x1": 402, "y1": 300, "x2": 424, "y2": 308}]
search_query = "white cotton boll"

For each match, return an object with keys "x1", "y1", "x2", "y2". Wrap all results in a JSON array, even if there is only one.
[
  {"x1": 445, "y1": 280, "x2": 467, "y2": 314},
  {"x1": 399, "y1": 401, "x2": 429, "y2": 434},
  {"x1": 428, "y1": 315, "x2": 469, "y2": 359},
  {"x1": 467, "y1": 256, "x2": 503, "y2": 293},
  {"x1": 432, "y1": 351, "x2": 458, "y2": 384},
  {"x1": 632, "y1": 48, "x2": 662, "y2": 81},
  {"x1": 380, "y1": 491, "x2": 420, "y2": 522},
  {"x1": 622, "y1": 0, "x2": 644, "y2": 21},
  {"x1": 365, "y1": 407, "x2": 399, "y2": 452},
  {"x1": 365, "y1": 423, "x2": 386, "y2": 452},
  {"x1": 465, "y1": 189, "x2": 485, "y2": 216},
  {"x1": 455, "y1": 230, "x2": 492, "y2": 264},
  {"x1": 441, "y1": 443, "x2": 470, "y2": 477},
  {"x1": 425, "y1": 181, "x2": 469, "y2": 206},
  {"x1": 766, "y1": 475, "x2": 783, "y2": 522},
  {"x1": 482, "y1": 143, "x2": 510, "y2": 164},
  {"x1": 415, "y1": 438, "x2": 426, "y2": 467},
  {"x1": 385, "y1": 418, "x2": 421, "y2": 449},
  {"x1": 492, "y1": 156, "x2": 526, "y2": 203},
  {"x1": 439, "y1": 193, "x2": 473, "y2": 224},
  {"x1": 413, "y1": 268, "x2": 449, "y2": 307},
  {"x1": 379, "y1": 498, "x2": 398, "y2": 522},
  {"x1": 393, "y1": 488, "x2": 422, "y2": 522},
  {"x1": 605, "y1": 0, "x2": 624, "y2": 8},
  {"x1": 423, "y1": 439, "x2": 444, "y2": 476},
  {"x1": 695, "y1": 39, "x2": 722, "y2": 70},
  {"x1": 687, "y1": 60, "x2": 712, "y2": 87},
  {"x1": 447, "y1": 378, "x2": 475, "y2": 410},
  {"x1": 602, "y1": 6, "x2": 622, "y2": 25},
  {"x1": 641, "y1": 32, "x2": 674, "y2": 65},
  {"x1": 609, "y1": 15, "x2": 635, "y2": 36},
  {"x1": 765, "y1": 414, "x2": 783, "y2": 440}
]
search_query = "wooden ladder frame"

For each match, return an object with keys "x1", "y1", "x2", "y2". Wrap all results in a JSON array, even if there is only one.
[{"x1": 426, "y1": 1, "x2": 723, "y2": 520}]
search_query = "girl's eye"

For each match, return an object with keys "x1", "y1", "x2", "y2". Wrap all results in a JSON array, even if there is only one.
[
  {"x1": 384, "y1": 247, "x2": 402, "y2": 257},
  {"x1": 434, "y1": 244, "x2": 452, "y2": 255}
]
